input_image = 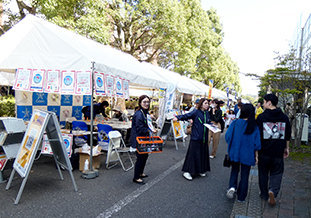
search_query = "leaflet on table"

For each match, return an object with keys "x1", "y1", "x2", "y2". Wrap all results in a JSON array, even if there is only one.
[{"x1": 204, "y1": 123, "x2": 221, "y2": 133}]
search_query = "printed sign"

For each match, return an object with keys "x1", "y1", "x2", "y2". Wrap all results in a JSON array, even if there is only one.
[
  {"x1": 42, "y1": 134, "x2": 73, "y2": 157},
  {"x1": 0, "y1": 153, "x2": 7, "y2": 171},
  {"x1": 115, "y1": 77, "x2": 123, "y2": 98},
  {"x1": 123, "y1": 79, "x2": 129, "y2": 99},
  {"x1": 30, "y1": 69, "x2": 45, "y2": 92},
  {"x1": 94, "y1": 71, "x2": 106, "y2": 96},
  {"x1": 61, "y1": 70, "x2": 75, "y2": 94},
  {"x1": 45, "y1": 70, "x2": 60, "y2": 93},
  {"x1": 14, "y1": 110, "x2": 49, "y2": 177},
  {"x1": 14, "y1": 68, "x2": 32, "y2": 91},
  {"x1": 75, "y1": 70, "x2": 91, "y2": 95},
  {"x1": 106, "y1": 74, "x2": 114, "y2": 97}
]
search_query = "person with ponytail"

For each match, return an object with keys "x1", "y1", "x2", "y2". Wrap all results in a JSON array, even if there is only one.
[{"x1": 225, "y1": 104, "x2": 261, "y2": 202}]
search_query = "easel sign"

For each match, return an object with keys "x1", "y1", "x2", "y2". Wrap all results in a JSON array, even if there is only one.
[
  {"x1": 14, "y1": 110, "x2": 49, "y2": 178},
  {"x1": 7, "y1": 109, "x2": 77, "y2": 204}
]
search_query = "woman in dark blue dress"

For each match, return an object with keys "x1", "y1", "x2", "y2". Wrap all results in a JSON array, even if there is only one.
[{"x1": 173, "y1": 98, "x2": 211, "y2": 181}]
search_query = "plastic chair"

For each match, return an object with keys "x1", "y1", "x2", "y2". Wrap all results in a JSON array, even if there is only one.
[
  {"x1": 97, "y1": 124, "x2": 113, "y2": 150},
  {"x1": 106, "y1": 131, "x2": 134, "y2": 171},
  {"x1": 72, "y1": 121, "x2": 89, "y2": 141}
]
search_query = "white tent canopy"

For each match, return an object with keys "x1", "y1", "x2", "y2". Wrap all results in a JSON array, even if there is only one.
[{"x1": 0, "y1": 14, "x2": 168, "y2": 90}]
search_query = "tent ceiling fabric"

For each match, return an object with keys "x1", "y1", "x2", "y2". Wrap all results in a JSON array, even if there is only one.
[{"x1": 0, "y1": 14, "x2": 237, "y2": 101}]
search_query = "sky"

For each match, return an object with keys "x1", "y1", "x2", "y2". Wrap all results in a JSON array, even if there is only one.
[{"x1": 201, "y1": 0, "x2": 311, "y2": 96}]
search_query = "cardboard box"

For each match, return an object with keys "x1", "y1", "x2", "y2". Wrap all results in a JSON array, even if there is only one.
[{"x1": 78, "y1": 146, "x2": 102, "y2": 171}]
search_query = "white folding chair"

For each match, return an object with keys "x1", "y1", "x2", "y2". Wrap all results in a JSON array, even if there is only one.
[{"x1": 106, "y1": 131, "x2": 134, "y2": 171}]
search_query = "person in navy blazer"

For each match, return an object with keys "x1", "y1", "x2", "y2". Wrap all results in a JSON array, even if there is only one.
[{"x1": 130, "y1": 95, "x2": 156, "y2": 185}]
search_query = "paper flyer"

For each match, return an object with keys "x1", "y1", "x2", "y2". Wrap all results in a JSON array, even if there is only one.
[
  {"x1": 123, "y1": 79, "x2": 129, "y2": 99},
  {"x1": 45, "y1": 70, "x2": 60, "y2": 93},
  {"x1": 204, "y1": 123, "x2": 221, "y2": 133},
  {"x1": 115, "y1": 77, "x2": 123, "y2": 98},
  {"x1": 75, "y1": 70, "x2": 91, "y2": 95},
  {"x1": 105, "y1": 74, "x2": 114, "y2": 97},
  {"x1": 30, "y1": 69, "x2": 45, "y2": 92},
  {"x1": 61, "y1": 70, "x2": 75, "y2": 94},
  {"x1": 13, "y1": 68, "x2": 32, "y2": 91},
  {"x1": 94, "y1": 71, "x2": 106, "y2": 96}
]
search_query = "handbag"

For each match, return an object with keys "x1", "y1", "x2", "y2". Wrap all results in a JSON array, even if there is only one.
[
  {"x1": 223, "y1": 154, "x2": 231, "y2": 167},
  {"x1": 223, "y1": 120, "x2": 236, "y2": 168}
]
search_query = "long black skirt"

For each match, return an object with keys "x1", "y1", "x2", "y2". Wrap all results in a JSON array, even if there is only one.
[{"x1": 182, "y1": 140, "x2": 210, "y2": 174}]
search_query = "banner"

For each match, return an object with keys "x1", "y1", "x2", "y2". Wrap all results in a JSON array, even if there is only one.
[
  {"x1": 13, "y1": 68, "x2": 32, "y2": 91},
  {"x1": 94, "y1": 71, "x2": 106, "y2": 96},
  {"x1": 115, "y1": 77, "x2": 123, "y2": 98},
  {"x1": 164, "y1": 82, "x2": 177, "y2": 113},
  {"x1": 158, "y1": 88, "x2": 165, "y2": 99},
  {"x1": 45, "y1": 70, "x2": 60, "y2": 93},
  {"x1": 105, "y1": 74, "x2": 114, "y2": 97},
  {"x1": 208, "y1": 79, "x2": 213, "y2": 99},
  {"x1": 75, "y1": 70, "x2": 92, "y2": 95},
  {"x1": 30, "y1": 69, "x2": 45, "y2": 92},
  {"x1": 226, "y1": 87, "x2": 230, "y2": 107},
  {"x1": 123, "y1": 79, "x2": 129, "y2": 99},
  {"x1": 61, "y1": 70, "x2": 75, "y2": 94}
]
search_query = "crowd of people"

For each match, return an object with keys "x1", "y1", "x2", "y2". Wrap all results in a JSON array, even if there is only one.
[
  {"x1": 130, "y1": 93, "x2": 291, "y2": 208},
  {"x1": 83, "y1": 93, "x2": 291, "y2": 207}
]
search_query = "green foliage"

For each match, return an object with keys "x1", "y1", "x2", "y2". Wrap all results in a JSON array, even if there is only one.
[{"x1": 0, "y1": 95, "x2": 15, "y2": 117}]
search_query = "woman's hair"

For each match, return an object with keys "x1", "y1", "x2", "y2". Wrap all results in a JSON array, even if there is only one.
[
  {"x1": 197, "y1": 98, "x2": 208, "y2": 110},
  {"x1": 212, "y1": 99, "x2": 221, "y2": 109},
  {"x1": 138, "y1": 95, "x2": 150, "y2": 110},
  {"x1": 229, "y1": 110, "x2": 234, "y2": 114},
  {"x1": 239, "y1": 103, "x2": 256, "y2": 134}
]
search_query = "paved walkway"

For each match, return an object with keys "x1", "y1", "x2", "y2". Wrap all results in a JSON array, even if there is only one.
[{"x1": 230, "y1": 158, "x2": 311, "y2": 218}]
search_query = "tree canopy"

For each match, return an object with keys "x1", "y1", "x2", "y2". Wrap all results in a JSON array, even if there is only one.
[{"x1": 1, "y1": 0, "x2": 241, "y2": 93}]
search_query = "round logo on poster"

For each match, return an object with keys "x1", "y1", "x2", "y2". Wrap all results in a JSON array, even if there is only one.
[
  {"x1": 116, "y1": 81, "x2": 122, "y2": 90},
  {"x1": 64, "y1": 76, "x2": 73, "y2": 86},
  {"x1": 96, "y1": 77, "x2": 103, "y2": 87},
  {"x1": 64, "y1": 139, "x2": 70, "y2": 148},
  {"x1": 33, "y1": 74, "x2": 42, "y2": 84}
]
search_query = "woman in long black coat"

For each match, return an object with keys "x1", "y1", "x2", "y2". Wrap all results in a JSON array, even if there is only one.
[
  {"x1": 173, "y1": 98, "x2": 211, "y2": 181},
  {"x1": 130, "y1": 95, "x2": 156, "y2": 185}
]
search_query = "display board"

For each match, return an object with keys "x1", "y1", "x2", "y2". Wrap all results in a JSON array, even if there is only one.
[
  {"x1": 7, "y1": 109, "x2": 77, "y2": 204},
  {"x1": 14, "y1": 110, "x2": 50, "y2": 178}
]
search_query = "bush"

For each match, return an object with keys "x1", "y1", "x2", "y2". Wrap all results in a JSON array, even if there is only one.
[{"x1": 0, "y1": 95, "x2": 15, "y2": 117}]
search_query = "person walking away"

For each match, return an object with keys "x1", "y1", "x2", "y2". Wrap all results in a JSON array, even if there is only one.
[
  {"x1": 130, "y1": 95, "x2": 156, "y2": 185},
  {"x1": 225, "y1": 104, "x2": 261, "y2": 201},
  {"x1": 255, "y1": 102, "x2": 263, "y2": 119},
  {"x1": 256, "y1": 94, "x2": 291, "y2": 206},
  {"x1": 173, "y1": 98, "x2": 211, "y2": 181},
  {"x1": 208, "y1": 99, "x2": 222, "y2": 158},
  {"x1": 234, "y1": 97, "x2": 242, "y2": 115}
]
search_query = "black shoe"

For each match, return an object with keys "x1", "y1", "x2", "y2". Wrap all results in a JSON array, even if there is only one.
[
  {"x1": 133, "y1": 179, "x2": 145, "y2": 185},
  {"x1": 139, "y1": 174, "x2": 148, "y2": 178}
]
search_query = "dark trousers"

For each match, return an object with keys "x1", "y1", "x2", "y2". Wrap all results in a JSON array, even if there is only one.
[
  {"x1": 229, "y1": 161, "x2": 251, "y2": 201},
  {"x1": 133, "y1": 152, "x2": 149, "y2": 180},
  {"x1": 258, "y1": 154, "x2": 284, "y2": 200}
]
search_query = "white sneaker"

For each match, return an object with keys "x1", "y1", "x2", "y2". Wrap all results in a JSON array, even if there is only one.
[
  {"x1": 226, "y1": 187, "x2": 236, "y2": 198},
  {"x1": 209, "y1": 156, "x2": 215, "y2": 159},
  {"x1": 183, "y1": 172, "x2": 193, "y2": 181},
  {"x1": 199, "y1": 173, "x2": 206, "y2": 177}
]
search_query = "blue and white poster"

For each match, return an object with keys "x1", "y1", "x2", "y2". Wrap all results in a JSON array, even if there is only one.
[
  {"x1": 94, "y1": 71, "x2": 106, "y2": 96},
  {"x1": 61, "y1": 70, "x2": 75, "y2": 94},
  {"x1": 30, "y1": 69, "x2": 45, "y2": 92},
  {"x1": 115, "y1": 77, "x2": 123, "y2": 98}
]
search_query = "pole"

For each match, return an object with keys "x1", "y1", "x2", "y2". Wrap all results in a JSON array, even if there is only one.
[{"x1": 82, "y1": 61, "x2": 98, "y2": 179}]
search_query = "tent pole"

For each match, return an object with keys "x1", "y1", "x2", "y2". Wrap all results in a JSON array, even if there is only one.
[{"x1": 82, "y1": 61, "x2": 98, "y2": 179}]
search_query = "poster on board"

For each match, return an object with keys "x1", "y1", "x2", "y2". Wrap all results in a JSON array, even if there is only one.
[
  {"x1": 42, "y1": 134, "x2": 73, "y2": 157},
  {"x1": 14, "y1": 110, "x2": 49, "y2": 178},
  {"x1": 45, "y1": 70, "x2": 60, "y2": 93},
  {"x1": 94, "y1": 71, "x2": 106, "y2": 96},
  {"x1": 105, "y1": 74, "x2": 114, "y2": 97},
  {"x1": 30, "y1": 69, "x2": 45, "y2": 92},
  {"x1": 61, "y1": 70, "x2": 75, "y2": 94},
  {"x1": 13, "y1": 68, "x2": 32, "y2": 91},
  {"x1": 0, "y1": 153, "x2": 7, "y2": 171},
  {"x1": 75, "y1": 70, "x2": 91, "y2": 95}
]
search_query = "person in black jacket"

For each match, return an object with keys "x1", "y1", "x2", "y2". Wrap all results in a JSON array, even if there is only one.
[
  {"x1": 82, "y1": 101, "x2": 109, "y2": 120},
  {"x1": 130, "y1": 95, "x2": 156, "y2": 185},
  {"x1": 256, "y1": 94, "x2": 291, "y2": 206},
  {"x1": 173, "y1": 98, "x2": 211, "y2": 181},
  {"x1": 208, "y1": 99, "x2": 222, "y2": 158}
]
